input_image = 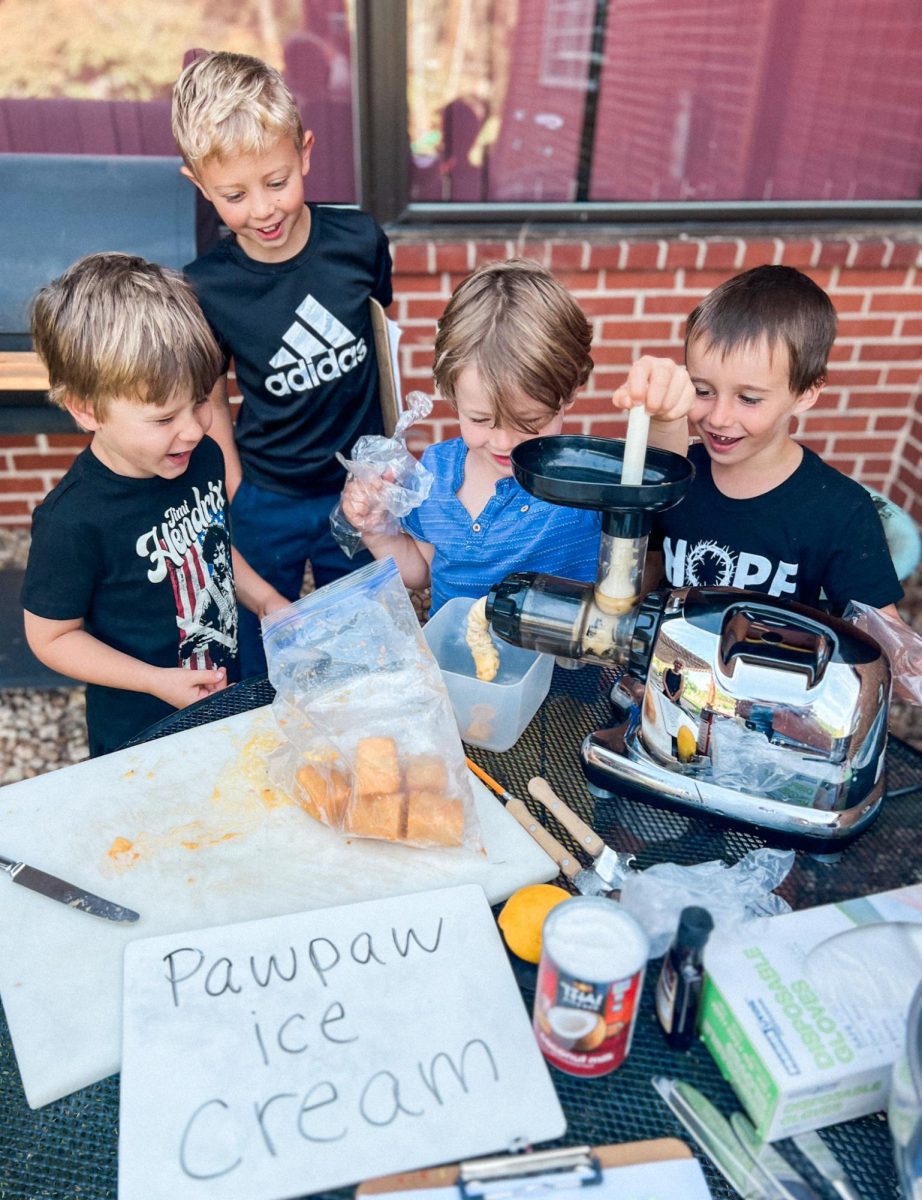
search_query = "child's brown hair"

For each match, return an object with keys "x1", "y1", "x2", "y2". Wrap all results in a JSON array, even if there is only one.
[
  {"x1": 433, "y1": 259, "x2": 593, "y2": 431},
  {"x1": 31, "y1": 253, "x2": 222, "y2": 420},
  {"x1": 685, "y1": 265, "x2": 837, "y2": 394}
]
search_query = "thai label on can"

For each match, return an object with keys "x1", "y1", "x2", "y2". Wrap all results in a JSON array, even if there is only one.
[{"x1": 533, "y1": 897, "x2": 648, "y2": 1077}]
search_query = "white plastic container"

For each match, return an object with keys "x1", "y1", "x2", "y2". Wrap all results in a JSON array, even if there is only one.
[{"x1": 422, "y1": 596, "x2": 554, "y2": 752}]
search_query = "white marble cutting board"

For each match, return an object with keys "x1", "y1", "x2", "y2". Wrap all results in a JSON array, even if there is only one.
[{"x1": 0, "y1": 706, "x2": 555, "y2": 1109}]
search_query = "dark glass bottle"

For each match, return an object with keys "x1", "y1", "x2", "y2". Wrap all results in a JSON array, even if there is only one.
[{"x1": 655, "y1": 906, "x2": 714, "y2": 1050}]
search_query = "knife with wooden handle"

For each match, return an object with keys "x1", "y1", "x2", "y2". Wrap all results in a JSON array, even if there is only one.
[
  {"x1": 527, "y1": 776, "x2": 635, "y2": 894},
  {"x1": 0, "y1": 852, "x2": 139, "y2": 922},
  {"x1": 465, "y1": 759, "x2": 581, "y2": 879}
]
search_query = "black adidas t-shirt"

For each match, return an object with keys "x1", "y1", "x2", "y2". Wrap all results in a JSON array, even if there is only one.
[
  {"x1": 185, "y1": 204, "x2": 393, "y2": 498},
  {"x1": 22, "y1": 439, "x2": 239, "y2": 756},
  {"x1": 651, "y1": 443, "x2": 903, "y2": 613}
]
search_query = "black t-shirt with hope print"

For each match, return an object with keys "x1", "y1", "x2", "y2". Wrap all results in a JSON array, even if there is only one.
[
  {"x1": 651, "y1": 443, "x2": 903, "y2": 614},
  {"x1": 22, "y1": 437, "x2": 239, "y2": 756},
  {"x1": 185, "y1": 204, "x2": 393, "y2": 498}
]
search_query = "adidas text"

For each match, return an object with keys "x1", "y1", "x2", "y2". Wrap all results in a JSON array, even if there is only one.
[{"x1": 266, "y1": 339, "x2": 367, "y2": 396}]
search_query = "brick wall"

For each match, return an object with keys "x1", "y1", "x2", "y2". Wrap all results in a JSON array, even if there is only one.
[
  {"x1": 391, "y1": 231, "x2": 922, "y2": 523},
  {"x1": 1, "y1": 229, "x2": 920, "y2": 526}
]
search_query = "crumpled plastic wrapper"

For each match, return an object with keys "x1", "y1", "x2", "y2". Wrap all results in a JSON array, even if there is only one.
[
  {"x1": 845, "y1": 599, "x2": 922, "y2": 705},
  {"x1": 330, "y1": 390, "x2": 434, "y2": 558},
  {"x1": 617, "y1": 848, "x2": 795, "y2": 957}
]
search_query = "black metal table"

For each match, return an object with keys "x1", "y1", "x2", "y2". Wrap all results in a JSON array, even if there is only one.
[{"x1": 2, "y1": 664, "x2": 920, "y2": 1200}]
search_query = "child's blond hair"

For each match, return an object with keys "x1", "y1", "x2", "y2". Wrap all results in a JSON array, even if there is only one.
[
  {"x1": 31, "y1": 253, "x2": 222, "y2": 420},
  {"x1": 433, "y1": 259, "x2": 593, "y2": 432},
  {"x1": 171, "y1": 50, "x2": 303, "y2": 171}
]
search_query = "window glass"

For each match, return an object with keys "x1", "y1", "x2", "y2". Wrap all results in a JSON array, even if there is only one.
[
  {"x1": 0, "y1": 0, "x2": 357, "y2": 202},
  {"x1": 408, "y1": 0, "x2": 922, "y2": 205}
]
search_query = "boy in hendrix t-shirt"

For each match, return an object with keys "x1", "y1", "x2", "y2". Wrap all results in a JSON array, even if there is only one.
[{"x1": 22, "y1": 253, "x2": 288, "y2": 755}]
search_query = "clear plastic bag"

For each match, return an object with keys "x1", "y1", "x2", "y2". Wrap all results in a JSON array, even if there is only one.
[
  {"x1": 330, "y1": 391, "x2": 434, "y2": 558},
  {"x1": 708, "y1": 717, "x2": 792, "y2": 796},
  {"x1": 261, "y1": 557, "x2": 482, "y2": 851},
  {"x1": 845, "y1": 600, "x2": 922, "y2": 704},
  {"x1": 617, "y1": 848, "x2": 795, "y2": 957}
]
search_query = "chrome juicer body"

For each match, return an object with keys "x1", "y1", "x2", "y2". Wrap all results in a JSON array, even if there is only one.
[{"x1": 486, "y1": 436, "x2": 891, "y2": 846}]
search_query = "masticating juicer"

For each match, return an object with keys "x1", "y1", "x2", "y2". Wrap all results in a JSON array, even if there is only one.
[{"x1": 486, "y1": 436, "x2": 891, "y2": 846}]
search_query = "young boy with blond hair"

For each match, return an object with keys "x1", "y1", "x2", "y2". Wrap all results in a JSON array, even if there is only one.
[
  {"x1": 629, "y1": 265, "x2": 903, "y2": 616},
  {"x1": 172, "y1": 51, "x2": 393, "y2": 675},
  {"x1": 22, "y1": 253, "x2": 288, "y2": 756},
  {"x1": 342, "y1": 259, "x2": 693, "y2": 612}
]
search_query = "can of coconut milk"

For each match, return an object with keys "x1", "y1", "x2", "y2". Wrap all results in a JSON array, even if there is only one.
[{"x1": 533, "y1": 897, "x2": 649, "y2": 1077}]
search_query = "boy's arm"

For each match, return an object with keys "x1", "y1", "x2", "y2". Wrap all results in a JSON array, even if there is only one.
[
  {"x1": 611, "y1": 356, "x2": 693, "y2": 456},
  {"x1": 207, "y1": 374, "x2": 244, "y2": 500},
  {"x1": 23, "y1": 611, "x2": 227, "y2": 710},
  {"x1": 362, "y1": 529, "x2": 434, "y2": 592},
  {"x1": 231, "y1": 549, "x2": 291, "y2": 619}
]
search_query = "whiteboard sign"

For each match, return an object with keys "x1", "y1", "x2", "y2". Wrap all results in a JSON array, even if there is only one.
[{"x1": 118, "y1": 884, "x2": 565, "y2": 1200}]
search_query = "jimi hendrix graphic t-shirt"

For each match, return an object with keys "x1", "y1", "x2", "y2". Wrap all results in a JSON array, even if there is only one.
[{"x1": 22, "y1": 437, "x2": 239, "y2": 755}]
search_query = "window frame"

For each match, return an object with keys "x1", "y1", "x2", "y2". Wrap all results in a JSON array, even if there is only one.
[{"x1": 354, "y1": 0, "x2": 922, "y2": 227}]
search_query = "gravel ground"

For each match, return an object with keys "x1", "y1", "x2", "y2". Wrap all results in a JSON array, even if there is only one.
[{"x1": 1, "y1": 525, "x2": 919, "y2": 784}]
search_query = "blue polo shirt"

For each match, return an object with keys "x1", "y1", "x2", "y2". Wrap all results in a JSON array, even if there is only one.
[{"x1": 403, "y1": 438, "x2": 602, "y2": 614}]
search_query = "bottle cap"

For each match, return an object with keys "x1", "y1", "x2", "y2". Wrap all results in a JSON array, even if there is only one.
[{"x1": 676, "y1": 905, "x2": 714, "y2": 950}]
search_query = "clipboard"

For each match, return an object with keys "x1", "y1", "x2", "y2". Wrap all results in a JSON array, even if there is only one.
[
  {"x1": 357, "y1": 1139, "x2": 702, "y2": 1200},
  {"x1": 370, "y1": 297, "x2": 402, "y2": 437}
]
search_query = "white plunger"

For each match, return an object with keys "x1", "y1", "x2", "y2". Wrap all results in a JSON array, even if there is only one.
[
  {"x1": 621, "y1": 404, "x2": 651, "y2": 485},
  {"x1": 594, "y1": 405, "x2": 652, "y2": 614}
]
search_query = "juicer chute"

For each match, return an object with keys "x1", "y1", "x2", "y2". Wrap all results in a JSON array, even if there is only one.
[
  {"x1": 488, "y1": 436, "x2": 692, "y2": 666},
  {"x1": 485, "y1": 435, "x2": 891, "y2": 846}
]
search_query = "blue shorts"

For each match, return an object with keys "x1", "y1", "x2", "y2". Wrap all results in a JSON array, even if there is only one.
[{"x1": 229, "y1": 478, "x2": 371, "y2": 677}]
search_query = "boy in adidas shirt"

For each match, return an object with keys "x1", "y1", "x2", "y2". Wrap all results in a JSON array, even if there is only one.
[
  {"x1": 22, "y1": 254, "x2": 288, "y2": 756},
  {"x1": 341, "y1": 259, "x2": 694, "y2": 614},
  {"x1": 173, "y1": 51, "x2": 392, "y2": 675}
]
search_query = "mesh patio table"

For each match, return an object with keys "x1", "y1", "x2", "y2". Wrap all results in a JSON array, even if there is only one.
[{"x1": 2, "y1": 663, "x2": 919, "y2": 1200}]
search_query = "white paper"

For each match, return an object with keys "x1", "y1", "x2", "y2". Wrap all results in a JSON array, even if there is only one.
[
  {"x1": 387, "y1": 316, "x2": 403, "y2": 408},
  {"x1": 119, "y1": 884, "x2": 566, "y2": 1200},
  {"x1": 378, "y1": 1157, "x2": 713, "y2": 1200}
]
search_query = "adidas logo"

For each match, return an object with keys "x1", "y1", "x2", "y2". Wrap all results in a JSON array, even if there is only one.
[{"x1": 266, "y1": 294, "x2": 367, "y2": 396}]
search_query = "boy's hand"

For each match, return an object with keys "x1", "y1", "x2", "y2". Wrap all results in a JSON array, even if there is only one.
[
  {"x1": 341, "y1": 472, "x2": 393, "y2": 530},
  {"x1": 612, "y1": 356, "x2": 695, "y2": 422},
  {"x1": 153, "y1": 666, "x2": 228, "y2": 710},
  {"x1": 257, "y1": 589, "x2": 290, "y2": 621}
]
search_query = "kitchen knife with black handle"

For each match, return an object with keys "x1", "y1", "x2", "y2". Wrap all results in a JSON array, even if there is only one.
[{"x1": 0, "y1": 852, "x2": 139, "y2": 922}]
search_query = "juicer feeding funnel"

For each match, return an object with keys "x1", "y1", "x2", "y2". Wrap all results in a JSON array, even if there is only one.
[{"x1": 485, "y1": 434, "x2": 890, "y2": 847}]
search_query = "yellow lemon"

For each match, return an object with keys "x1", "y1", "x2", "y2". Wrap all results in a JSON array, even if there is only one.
[
  {"x1": 677, "y1": 726, "x2": 697, "y2": 763},
  {"x1": 497, "y1": 883, "x2": 571, "y2": 963}
]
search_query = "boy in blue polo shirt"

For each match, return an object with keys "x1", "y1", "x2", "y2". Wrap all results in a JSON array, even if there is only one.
[{"x1": 341, "y1": 259, "x2": 693, "y2": 612}]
